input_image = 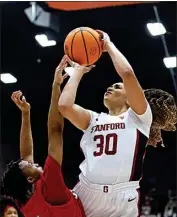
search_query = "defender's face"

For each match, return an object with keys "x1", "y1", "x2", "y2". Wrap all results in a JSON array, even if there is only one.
[
  {"x1": 19, "y1": 160, "x2": 43, "y2": 183},
  {"x1": 104, "y1": 82, "x2": 127, "y2": 106}
]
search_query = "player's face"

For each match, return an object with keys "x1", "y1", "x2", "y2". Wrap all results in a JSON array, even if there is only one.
[
  {"x1": 19, "y1": 160, "x2": 43, "y2": 183},
  {"x1": 4, "y1": 206, "x2": 18, "y2": 217},
  {"x1": 103, "y1": 82, "x2": 127, "y2": 108}
]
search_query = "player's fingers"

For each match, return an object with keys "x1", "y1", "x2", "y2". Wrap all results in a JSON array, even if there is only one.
[
  {"x1": 16, "y1": 92, "x2": 23, "y2": 103},
  {"x1": 61, "y1": 63, "x2": 68, "y2": 71},
  {"x1": 11, "y1": 91, "x2": 20, "y2": 102},
  {"x1": 56, "y1": 63, "x2": 68, "y2": 74},
  {"x1": 65, "y1": 55, "x2": 75, "y2": 67},
  {"x1": 11, "y1": 90, "x2": 20, "y2": 100},
  {"x1": 95, "y1": 29, "x2": 103, "y2": 34},
  {"x1": 95, "y1": 29, "x2": 104, "y2": 39},
  {"x1": 62, "y1": 73, "x2": 69, "y2": 80},
  {"x1": 59, "y1": 55, "x2": 68, "y2": 67},
  {"x1": 22, "y1": 95, "x2": 26, "y2": 103},
  {"x1": 96, "y1": 30, "x2": 109, "y2": 42},
  {"x1": 56, "y1": 55, "x2": 67, "y2": 70},
  {"x1": 88, "y1": 65, "x2": 96, "y2": 70},
  {"x1": 11, "y1": 92, "x2": 16, "y2": 100}
]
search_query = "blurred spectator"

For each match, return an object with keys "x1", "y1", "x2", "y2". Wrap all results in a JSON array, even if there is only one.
[{"x1": 0, "y1": 196, "x2": 24, "y2": 217}]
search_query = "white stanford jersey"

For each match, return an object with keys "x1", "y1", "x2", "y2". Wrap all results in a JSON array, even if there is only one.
[{"x1": 79, "y1": 104, "x2": 152, "y2": 185}]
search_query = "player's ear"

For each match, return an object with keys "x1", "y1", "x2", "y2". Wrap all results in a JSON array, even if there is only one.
[{"x1": 27, "y1": 177, "x2": 35, "y2": 183}]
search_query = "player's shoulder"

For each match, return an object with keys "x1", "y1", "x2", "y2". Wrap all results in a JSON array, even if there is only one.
[
  {"x1": 101, "y1": 110, "x2": 128, "y2": 119},
  {"x1": 44, "y1": 155, "x2": 61, "y2": 168},
  {"x1": 87, "y1": 109, "x2": 99, "y2": 117},
  {"x1": 126, "y1": 105, "x2": 152, "y2": 137},
  {"x1": 87, "y1": 109, "x2": 101, "y2": 123},
  {"x1": 127, "y1": 103, "x2": 152, "y2": 125},
  {"x1": 42, "y1": 155, "x2": 62, "y2": 176}
]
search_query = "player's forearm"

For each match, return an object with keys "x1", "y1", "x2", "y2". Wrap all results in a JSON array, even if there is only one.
[
  {"x1": 59, "y1": 70, "x2": 84, "y2": 108},
  {"x1": 20, "y1": 111, "x2": 34, "y2": 162},
  {"x1": 107, "y1": 42, "x2": 134, "y2": 78},
  {"x1": 48, "y1": 83, "x2": 64, "y2": 133},
  {"x1": 107, "y1": 42, "x2": 147, "y2": 114}
]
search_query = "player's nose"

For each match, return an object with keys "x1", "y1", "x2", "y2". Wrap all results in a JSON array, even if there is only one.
[{"x1": 107, "y1": 87, "x2": 113, "y2": 92}]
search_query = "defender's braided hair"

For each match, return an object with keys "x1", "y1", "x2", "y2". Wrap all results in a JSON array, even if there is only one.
[
  {"x1": 144, "y1": 88, "x2": 177, "y2": 147},
  {"x1": 0, "y1": 159, "x2": 32, "y2": 204}
]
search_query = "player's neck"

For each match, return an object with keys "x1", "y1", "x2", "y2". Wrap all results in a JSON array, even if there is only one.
[{"x1": 108, "y1": 106, "x2": 127, "y2": 116}]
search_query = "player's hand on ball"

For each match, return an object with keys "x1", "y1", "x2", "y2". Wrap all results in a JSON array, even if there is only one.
[
  {"x1": 54, "y1": 55, "x2": 69, "y2": 84},
  {"x1": 11, "y1": 91, "x2": 31, "y2": 113},
  {"x1": 96, "y1": 30, "x2": 111, "y2": 52},
  {"x1": 66, "y1": 56, "x2": 95, "y2": 74}
]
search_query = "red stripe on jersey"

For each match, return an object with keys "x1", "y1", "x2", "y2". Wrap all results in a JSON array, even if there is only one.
[
  {"x1": 138, "y1": 149, "x2": 147, "y2": 181},
  {"x1": 129, "y1": 130, "x2": 140, "y2": 181}
]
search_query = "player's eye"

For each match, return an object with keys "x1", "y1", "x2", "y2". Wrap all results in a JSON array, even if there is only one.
[{"x1": 114, "y1": 84, "x2": 121, "y2": 89}]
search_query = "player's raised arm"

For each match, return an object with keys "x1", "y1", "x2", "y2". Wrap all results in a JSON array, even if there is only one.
[
  {"x1": 11, "y1": 91, "x2": 33, "y2": 163},
  {"x1": 97, "y1": 30, "x2": 147, "y2": 115},
  {"x1": 58, "y1": 56, "x2": 94, "y2": 130},
  {"x1": 48, "y1": 56, "x2": 68, "y2": 165}
]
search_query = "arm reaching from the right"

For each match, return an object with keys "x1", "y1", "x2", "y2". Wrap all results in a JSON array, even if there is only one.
[{"x1": 58, "y1": 57, "x2": 95, "y2": 130}]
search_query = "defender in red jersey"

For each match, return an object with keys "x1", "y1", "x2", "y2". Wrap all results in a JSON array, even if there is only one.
[{"x1": 0, "y1": 56, "x2": 86, "y2": 217}]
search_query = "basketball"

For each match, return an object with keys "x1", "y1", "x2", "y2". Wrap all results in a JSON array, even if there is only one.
[{"x1": 64, "y1": 27, "x2": 103, "y2": 66}]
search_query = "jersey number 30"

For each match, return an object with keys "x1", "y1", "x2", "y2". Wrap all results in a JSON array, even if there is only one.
[{"x1": 93, "y1": 133, "x2": 118, "y2": 156}]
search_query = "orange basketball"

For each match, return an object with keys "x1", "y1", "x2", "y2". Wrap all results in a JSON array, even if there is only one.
[{"x1": 64, "y1": 27, "x2": 103, "y2": 66}]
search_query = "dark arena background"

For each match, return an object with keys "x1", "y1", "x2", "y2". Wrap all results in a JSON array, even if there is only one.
[{"x1": 0, "y1": 2, "x2": 176, "y2": 217}]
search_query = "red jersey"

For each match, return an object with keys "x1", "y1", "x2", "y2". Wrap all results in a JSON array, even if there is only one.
[{"x1": 19, "y1": 156, "x2": 85, "y2": 217}]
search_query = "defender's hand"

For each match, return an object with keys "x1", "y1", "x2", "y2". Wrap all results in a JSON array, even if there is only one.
[
  {"x1": 11, "y1": 91, "x2": 31, "y2": 113},
  {"x1": 54, "y1": 55, "x2": 69, "y2": 85}
]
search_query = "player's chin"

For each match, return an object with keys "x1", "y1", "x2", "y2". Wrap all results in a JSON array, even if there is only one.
[
  {"x1": 104, "y1": 94, "x2": 113, "y2": 102},
  {"x1": 103, "y1": 96, "x2": 111, "y2": 107},
  {"x1": 103, "y1": 96, "x2": 108, "y2": 104},
  {"x1": 37, "y1": 167, "x2": 43, "y2": 173},
  {"x1": 104, "y1": 93, "x2": 111, "y2": 99}
]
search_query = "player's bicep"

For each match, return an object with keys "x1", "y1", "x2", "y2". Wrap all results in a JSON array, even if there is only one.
[
  {"x1": 59, "y1": 104, "x2": 91, "y2": 130},
  {"x1": 123, "y1": 73, "x2": 147, "y2": 115}
]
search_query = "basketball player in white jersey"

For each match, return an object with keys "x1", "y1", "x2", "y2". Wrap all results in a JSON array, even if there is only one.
[{"x1": 59, "y1": 31, "x2": 177, "y2": 217}]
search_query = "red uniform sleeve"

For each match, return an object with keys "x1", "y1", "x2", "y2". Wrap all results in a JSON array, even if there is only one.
[{"x1": 41, "y1": 155, "x2": 70, "y2": 205}]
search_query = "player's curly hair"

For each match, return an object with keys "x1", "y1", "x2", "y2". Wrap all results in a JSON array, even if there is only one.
[
  {"x1": 0, "y1": 159, "x2": 32, "y2": 204},
  {"x1": 0, "y1": 195, "x2": 24, "y2": 217},
  {"x1": 144, "y1": 88, "x2": 177, "y2": 147}
]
